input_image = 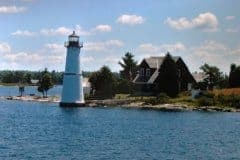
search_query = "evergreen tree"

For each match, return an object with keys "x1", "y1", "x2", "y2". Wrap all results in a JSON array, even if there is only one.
[
  {"x1": 200, "y1": 63, "x2": 224, "y2": 90},
  {"x1": 89, "y1": 66, "x2": 116, "y2": 99},
  {"x1": 118, "y1": 52, "x2": 137, "y2": 94},
  {"x1": 155, "y1": 53, "x2": 179, "y2": 97},
  {"x1": 119, "y1": 52, "x2": 138, "y2": 81},
  {"x1": 229, "y1": 63, "x2": 240, "y2": 88}
]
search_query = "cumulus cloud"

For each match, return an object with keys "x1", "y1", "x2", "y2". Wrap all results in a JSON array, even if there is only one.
[
  {"x1": 225, "y1": 16, "x2": 235, "y2": 20},
  {"x1": 11, "y1": 30, "x2": 36, "y2": 36},
  {"x1": 44, "y1": 43, "x2": 65, "y2": 54},
  {"x1": 94, "y1": 24, "x2": 112, "y2": 32},
  {"x1": 187, "y1": 40, "x2": 240, "y2": 73},
  {"x1": 165, "y1": 12, "x2": 218, "y2": 32},
  {"x1": 137, "y1": 42, "x2": 186, "y2": 55},
  {"x1": 116, "y1": 14, "x2": 145, "y2": 25},
  {"x1": 40, "y1": 27, "x2": 71, "y2": 36},
  {"x1": 84, "y1": 40, "x2": 124, "y2": 52},
  {"x1": 13, "y1": 24, "x2": 114, "y2": 37},
  {"x1": 82, "y1": 56, "x2": 94, "y2": 63},
  {"x1": 40, "y1": 25, "x2": 91, "y2": 36},
  {"x1": 0, "y1": 42, "x2": 11, "y2": 53},
  {"x1": 0, "y1": 6, "x2": 26, "y2": 14}
]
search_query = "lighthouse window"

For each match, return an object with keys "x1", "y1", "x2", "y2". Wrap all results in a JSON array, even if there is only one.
[{"x1": 69, "y1": 37, "x2": 79, "y2": 42}]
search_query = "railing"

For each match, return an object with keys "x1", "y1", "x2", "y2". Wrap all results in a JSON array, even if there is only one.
[{"x1": 64, "y1": 41, "x2": 83, "y2": 48}]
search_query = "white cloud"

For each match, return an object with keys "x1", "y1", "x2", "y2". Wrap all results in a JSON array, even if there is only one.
[
  {"x1": 11, "y1": 30, "x2": 36, "y2": 36},
  {"x1": 2, "y1": 51, "x2": 65, "y2": 70},
  {"x1": 186, "y1": 40, "x2": 240, "y2": 73},
  {"x1": 116, "y1": 14, "x2": 145, "y2": 25},
  {"x1": 225, "y1": 16, "x2": 235, "y2": 20},
  {"x1": 225, "y1": 28, "x2": 238, "y2": 33},
  {"x1": 0, "y1": 42, "x2": 11, "y2": 53},
  {"x1": 0, "y1": 6, "x2": 26, "y2": 14},
  {"x1": 40, "y1": 25, "x2": 90, "y2": 36},
  {"x1": 40, "y1": 27, "x2": 72, "y2": 36},
  {"x1": 82, "y1": 56, "x2": 94, "y2": 63},
  {"x1": 11, "y1": 24, "x2": 113, "y2": 37},
  {"x1": 105, "y1": 40, "x2": 124, "y2": 47},
  {"x1": 165, "y1": 12, "x2": 218, "y2": 32},
  {"x1": 44, "y1": 43, "x2": 65, "y2": 54},
  {"x1": 137, "y1": 42, "x2": 186, "y2": 55},
  {"x1": 94, "y1": 24, "x2": 112, "y2": 32},
  {"x1": 84, "y1": 40, "x2": 124, "y2": 52}
]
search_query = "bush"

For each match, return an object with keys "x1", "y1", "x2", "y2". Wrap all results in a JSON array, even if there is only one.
[
  {"x1": 197, "y1": 97, "x2": 215, "y2": 106},
  {"x1": 215, "y1": 94, "x2": 240, "y2": 108},
  {"x1": 196, "y1": 91, "x2": 216, "y2": 106},
  {"x1": 144, "y1": 93, "x2": 169, "y2": 105}
]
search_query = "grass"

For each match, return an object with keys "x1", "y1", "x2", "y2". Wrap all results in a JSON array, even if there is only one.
[
  {"x1": 115, "y1": 91, "x2": 240, "y2": 109},
  {"x1": 169, "y1": 96, "x2": 197, "y2": 106},
  {"x1": 212, "y1": 88, "x2": 240, "y2": 95}
]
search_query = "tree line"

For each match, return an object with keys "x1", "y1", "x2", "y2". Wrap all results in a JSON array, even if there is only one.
[{"x1": 0, "y1": 70, "x2": 93, "y2": 85}]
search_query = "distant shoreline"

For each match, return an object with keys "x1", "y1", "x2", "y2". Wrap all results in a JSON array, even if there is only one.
[{"x1": 1, "y1": 95, "x2": 239, "y2": 112}]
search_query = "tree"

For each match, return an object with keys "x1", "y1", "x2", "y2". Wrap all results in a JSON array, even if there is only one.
[
  {"x1": 89, "y1": 66, "x2": 116, "y2": 99},
  {"x1": 118, "y1": 52, "x2": 138, "y2": 94},
  {"x1": 18, "y1": 86, "x2": 25, "y2": 97},
  {"x1": 23, "y1": 73, "x2": 32, "y2": 84},
  {"x1": 119, "y1": 52, "x2": 138, "y2": 81},
  {"x1": 155, "y1": 53, "x2": 179, "y2": 97},
  {"x1": 37, "y1": 69, "x2": 54, "y2": 97},
  {"x1": 229, "y1": 63, "x2": 240, "y2": 88},
  {"x1": 200, "y1": 63, "x2": 224, "y2": 90}
]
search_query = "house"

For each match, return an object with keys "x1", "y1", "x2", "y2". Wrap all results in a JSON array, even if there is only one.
[
  {"x1": 192, "y1": 72, "x2": 209, "y2": 90},
  {"x1": 133, "y1": 53, "x2": 196, "y2": 96}
]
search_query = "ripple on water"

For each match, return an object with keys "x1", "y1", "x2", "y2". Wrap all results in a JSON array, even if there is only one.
[{"x1": 0, "y1": 100, "x2": 240, "y2": 159}]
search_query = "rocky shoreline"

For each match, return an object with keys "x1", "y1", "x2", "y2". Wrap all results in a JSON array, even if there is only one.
[{"x1": 1, "y1": 95, "x2": 239, "y2": 112}]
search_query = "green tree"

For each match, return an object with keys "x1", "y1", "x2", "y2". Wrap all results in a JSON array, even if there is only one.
[
  {"x1": 229, "y1": 63, "x2": 240, "y2": 88},
  {"x1": 118, "y1": 52, "x2": 137, "y2": 94},
  {"x1": 89, "y1": 66, "x2": 116, "y2": 99},
  {"x1": 37, "y1": 69, "x2": 54, "y2": 97},
  {"x1": 18, "y1": 86, "x2": 25, "y2": 97},
  {"x1": 200, "y1": 63, "x2": 224, "y2": 90},
  {"x1": 23, "y1": 73, "x2": 32, "y2": 84},
  {"x1": 119, "y1": 52, "x2": 138, "y2": 81},
  {"x1": 155, "y1": 53, "x2": 179, "y2": 97}
]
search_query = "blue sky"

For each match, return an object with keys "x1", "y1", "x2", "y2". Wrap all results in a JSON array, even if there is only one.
[{"x1": 0, "y1": 0, "x2": 239, "y2": 73}]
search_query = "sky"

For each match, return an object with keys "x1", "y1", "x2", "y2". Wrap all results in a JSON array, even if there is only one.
[{"x1": 0, "y1": 0, "x2": 239, "y2": 74}]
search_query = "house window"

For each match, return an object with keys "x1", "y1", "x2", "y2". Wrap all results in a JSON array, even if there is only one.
[
  {"x1": 146, "y1": 69, "x2": 150, "y2": 77},
  {"x1": 140, "y1": 68, "x2": 144, "y2": 77},
  {"x1": 178, "y1": 69, "x2": 181, "y2": 78}
]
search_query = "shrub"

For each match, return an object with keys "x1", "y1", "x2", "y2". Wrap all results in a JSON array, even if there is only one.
[
  {"x1": 196, "y1": 91, "x2": 216, "y2": 106},
  {"x1": 215, "y1": 94, "x2": 240, "y2": 108},
  {"x1": 197, "y1": 97, "x2": 215, "y2": 106},
  {"x1": 144, "y1": 93, "x2": 169, "y2": 105}
]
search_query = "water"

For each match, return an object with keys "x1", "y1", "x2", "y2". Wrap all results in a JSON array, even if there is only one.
[
  {"x1": 0, "y1": 85, "x2": 89, "y2": 97},
  {"x1": 0, "y1": 100, "x2": 240, "y2": 159}
]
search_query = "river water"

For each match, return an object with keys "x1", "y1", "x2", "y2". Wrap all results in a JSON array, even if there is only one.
[{"x1": 0, "y1": 86, "x2": 240, "y2": 159}]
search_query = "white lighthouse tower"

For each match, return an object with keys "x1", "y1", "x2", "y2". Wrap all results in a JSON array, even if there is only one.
[{"x1": 60, "y1": 31, "x2": 85, "y2": 107}]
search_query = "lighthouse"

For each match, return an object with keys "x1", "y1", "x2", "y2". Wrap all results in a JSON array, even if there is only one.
[{"x1": 60, "y1": 31, "x2": 85, "y2": 107}]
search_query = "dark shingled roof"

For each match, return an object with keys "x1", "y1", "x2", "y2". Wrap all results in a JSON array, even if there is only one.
[
  {"x1": 144, "y1": 56, "x2": 180, "y2": 69},
  {"x1": 133, "y1": 56, "x2": 181, "y2": 84}
]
